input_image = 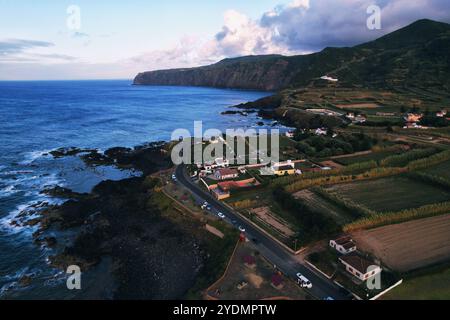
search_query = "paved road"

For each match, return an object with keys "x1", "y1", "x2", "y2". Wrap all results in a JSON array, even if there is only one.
[{"x1": 175, "y1": 165, "x2": 351, "y2": 300}]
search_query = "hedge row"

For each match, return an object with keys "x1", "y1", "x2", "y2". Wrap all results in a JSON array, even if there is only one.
[{"x1": 343, "y1": 201, "x2": 450, "y2": 232}]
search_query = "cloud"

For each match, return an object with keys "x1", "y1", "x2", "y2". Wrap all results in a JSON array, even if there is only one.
[
  {"x1": 0, "y1": 39, "x2": 54, "y2": 55},
  {"x1": 0, "y1": 38, "x2": 78, "y2": 63},
  {"x1": 258, "y1": 0, "x2": 450, "y2": 52},
  {"x1": 132, "y1": 0, "x2": 450, "y2": 73}
]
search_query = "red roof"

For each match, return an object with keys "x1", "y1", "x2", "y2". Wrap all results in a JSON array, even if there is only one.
[
  {"x1": 271, "y1": 274, "x2": 283, "y2": 286},
  {"x1": 340, "y1": 255, "x2": 377, "y2": 274},
  {"x1": 243, "y1": 255, "x2": 256, "y2": 265},
  {"x1": 216, "y1": 168, "x2": 239, "y2": 176}
]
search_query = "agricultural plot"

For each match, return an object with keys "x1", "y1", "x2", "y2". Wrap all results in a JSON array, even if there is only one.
[
  {"x1": 351, "y1": 214, "x2": 450, "y2": 272},
  {"x1": 293, "y1": 190, "x2": 354, "y2": 225},
  {"x1": 324, "y1": 176, "x2": 450, "y2": 213},
  {"x1": 422, "y1": 160, "x2": 450, "y2": 180},
  {"x1": 334, "y1": 150, "x2": 402, "y2": 166},
  {"x1": 383, "y1": 266, "x2": 450, "y2": 300}
]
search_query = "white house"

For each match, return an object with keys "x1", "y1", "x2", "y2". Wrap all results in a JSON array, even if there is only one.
[
  {"x1": 437, "y1": 110, "x2": 447, "y2": 117},
  {"x1": 315, "y1": 128, "x2": 328, "y2": 136},
  {"x1": 214, "y1": 168, "x2": 239, "y2": 181},
  {"x1": 320, "y1": 75, "x2": 338, "y2": 82},
  {"x1": 330, "y1": 236, "x2": 357, "y2": 255},
  {"x1": 285, "y1": 131, "x2": 295, "y2": 138},
  {"x1": 354, "y1": 115, "x2": 367, "y2": 123},
  {"x1": 339, "y1": 255, "x2": 382, "y2": 282}
]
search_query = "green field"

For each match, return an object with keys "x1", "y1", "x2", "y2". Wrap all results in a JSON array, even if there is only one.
[
  {"x1": 324, "y1": 176, "x2": 450, "y2": 213},
  {"x1": 384, "y1": 267, "x2": 450, "y2": 300},
  {"x1": 294, "y1": 189, "x2": 354, "y2": 225},
  {"x1": 422, "y1": 160, "x2": 450, "y2": 180},
  {"x1": 334, "y1": 150, "x2": 402, "y2": 166}
]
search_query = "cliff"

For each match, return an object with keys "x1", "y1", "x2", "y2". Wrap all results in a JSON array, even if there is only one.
[{"x1": 134, "y1": 19, "x2": 450, "y2": 91}]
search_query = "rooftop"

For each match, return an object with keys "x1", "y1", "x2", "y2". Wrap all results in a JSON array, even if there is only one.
[
  {"x1": 216, "y1": 168, "x2": 238, "y2": 176},
  {"x1": 339, "y1": 255, "x2": 379, "y2": 274}
]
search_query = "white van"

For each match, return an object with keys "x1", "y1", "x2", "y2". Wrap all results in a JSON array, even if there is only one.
[{"x1": 296, "y1": 273, "x2": 313, "y2": 289}]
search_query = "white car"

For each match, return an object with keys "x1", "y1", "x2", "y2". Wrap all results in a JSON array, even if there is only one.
[
  {"x1": 200, "y1": 202, "x2": 208, "y2": 210},
  {"x1": 171, "y1": 174, "x2": 177, "y2": 180},
  {"x1": 296, "y1": 273, "x2": 313, "y2": 289},
  {"x1": 239, "y1": 226, "x2": 246, "y2": 233},
  {"x1": 217, "y1": 212, "x2": 226, "y2": 219}
]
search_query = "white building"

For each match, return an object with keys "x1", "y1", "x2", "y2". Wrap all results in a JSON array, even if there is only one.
[
  {"x1": 339, "y1": 255, "x2": 382, "y2": 282},
  {"x1": 330, "y1": 236, "x2": 357, "y2": 255},
  {"x1": 320, "y1": 75, "x2": 339, "y2": 82},
  {"x1": 315, "y1": 128, "x2": 328, "y2": 136}
]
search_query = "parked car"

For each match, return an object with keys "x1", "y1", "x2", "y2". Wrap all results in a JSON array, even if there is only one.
[
  {"x1": 201, "y1": 202, "x2": 208, "y2": 210},
  {"x1": 296, "y1": 273, "x2": 313, "y2": 289},
  {"x1": 239, "y1": 226, "x2": 246, "y2": 233},
  {"x1": 217, "y1": 212, "x2": 225, "y2": 219}
]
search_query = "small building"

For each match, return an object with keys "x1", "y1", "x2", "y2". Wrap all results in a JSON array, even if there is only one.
[
  {"x1": 404, "y1": 113, "x2": 423, "y2": 123},
  {"x1": 271, "y1": 274, "x2": 284, "y2": 290},
  {"x1": 285, "y1": 131, "x2": 295, "y2": 138},
  {"x1": 339, "y1": 255, "x2": 382, "y2": 282},
  {"x1": 271, "y1": 161, "x2": 296, "y2": 176},
  {"x1": 315, "y1": 128, "x2": 328, "y2": 136},
  {"x1": 436, "y1": 110, "x2": 447, "y2": 118},
  {"x1": 354, "y1": 115, "x2": 367, "y2": 123},
  {"x1": 346, "y1": 112, "x2": 355, "y2": 120},
  {"x1": 214, "y1": 168, "x2": 239, "y2": 181},
  {"x1": 243, "y1": 255, "x2": 256, "y2": 269},
  {"x1": 320, "y1": 75, "x2": 338, "y2": 82},
  {"x1": 211, "y1": 186, "x2": 231, "y2": 200},
  {"x1": 330, "y1": 236, "x2": 357, "y2": 255}
]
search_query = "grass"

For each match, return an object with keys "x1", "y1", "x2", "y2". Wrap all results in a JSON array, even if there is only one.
[
  {"x1": 383, "y1": 266, "x2": 450, "y2": 300},
  {"x1": 324, "y1": 176, "x2": 450, "y2": 213},
  {"x1": 307, "y1": 249, "x2": 339, "y2": 278}
]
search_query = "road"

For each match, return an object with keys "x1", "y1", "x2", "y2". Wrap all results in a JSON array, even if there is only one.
[{"x1": 175, "y1": 165, "x2": 351, "y2": 300}]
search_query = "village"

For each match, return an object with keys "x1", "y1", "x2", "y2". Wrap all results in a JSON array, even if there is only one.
[{"x1": 162, "y1": 96, "x2": 450, "y2": 300}]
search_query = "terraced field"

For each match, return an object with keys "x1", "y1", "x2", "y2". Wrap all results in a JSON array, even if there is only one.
[{"x1": 324, "y1": 176, "x2": 450, "y2": 213}]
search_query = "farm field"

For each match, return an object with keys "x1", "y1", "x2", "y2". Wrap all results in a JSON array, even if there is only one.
[
  {"x1": 383, "y1": 266, "x2": 450, "y2": 300},
  {"x1": 351, "y1": 214, "x2": 450, "y2": 272},
  {"x1": 293, "y1": 189, "x2": 354, "y2": 225},
  {"x1": 422, "y1": 160, "x2": 450, "y2": 180},
  {"x1": 324, "y1": 176, "x2": 450, "y2": 213},
  {"x1": 333, "y1": 150, "x2": 402, "y2": 166}
]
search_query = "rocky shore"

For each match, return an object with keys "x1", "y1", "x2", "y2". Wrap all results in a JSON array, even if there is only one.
[{"x1": 14, "y1": 142, "x2": 208, "y2": 299}]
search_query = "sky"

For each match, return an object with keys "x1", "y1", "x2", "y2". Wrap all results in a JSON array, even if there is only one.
[{"x1": 1, "y1": 0, "x2": 450, "y2": 80}]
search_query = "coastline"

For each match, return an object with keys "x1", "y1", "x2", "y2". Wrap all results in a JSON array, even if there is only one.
[{"x1": 0, "y1": 83, "x2": 285, "y2": 299}]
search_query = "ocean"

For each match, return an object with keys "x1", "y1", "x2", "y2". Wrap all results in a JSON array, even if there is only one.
[{"x1": 0, "y1": 80, "x2": 276, "y2": 299}]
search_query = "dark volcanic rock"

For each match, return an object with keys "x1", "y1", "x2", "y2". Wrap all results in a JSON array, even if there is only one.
[
  {"x1": 41, "y1": 186, "x2": 89, "y2": 199},
  {"x1": 46, "y1": 176, "x2": 204, "y2": 299},
  {"x1": 50, "y1": 147, "x2": 96, "y2": 158}
]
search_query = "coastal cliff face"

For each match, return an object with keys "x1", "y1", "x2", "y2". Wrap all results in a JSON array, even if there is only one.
[
  {"x1": 134, "y1": 19, "x2": 450, "y2": 91},
  {"x1": 133, "y1": 55, "x2": 294, "y2": 91}
]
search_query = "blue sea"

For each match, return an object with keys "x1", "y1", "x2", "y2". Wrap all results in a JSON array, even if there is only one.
[{"x1": 0, "y1": 80, "x2": 275, "y2": 299}]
